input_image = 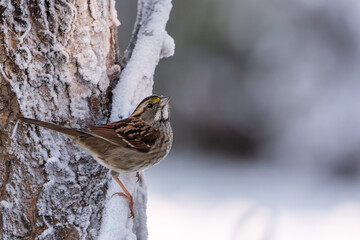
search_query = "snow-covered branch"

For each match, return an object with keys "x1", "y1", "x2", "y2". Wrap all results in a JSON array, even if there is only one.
[
  {"x1": 111, "y1": 0, "x2": 175, "y2": 122},
  {"x1": 98, "y1": 0, "x2": 174, "y2": 239}
]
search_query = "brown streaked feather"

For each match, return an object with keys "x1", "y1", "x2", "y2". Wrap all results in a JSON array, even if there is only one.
[
  {"x1": 84, "y1": 121, "x2": 128, "y2": 147},
  {"x1": 87, "y1": 118, "x2": 160, "y2": 152}
]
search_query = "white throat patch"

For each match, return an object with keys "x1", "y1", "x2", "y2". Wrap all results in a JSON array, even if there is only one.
[
  {"x1": 154, "y1": 110, "x2": 161, "y2": 122},
  {"x1": 162, "y1": 105, "x2": 169, "y2": 121}
]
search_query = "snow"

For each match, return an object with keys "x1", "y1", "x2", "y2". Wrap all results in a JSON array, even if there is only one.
[
  {"x1": 0, "y1": 201, "x2": 14, "y2": 209},
  {"x1": 111, "y1": 0, "x2": 174, "y2": 121},
  {"x1": 76, "y1": 48, "x2": 104, "y2": 85},
  {"x1": 14, "y1": 47, "x2": 32, "y2": 70},
  {"x1": 38, "y1": 216, "x2": 55, "y2": 239},
  {"x1": 98, "y1": 173, "x2": 139, "y2": 240},
  {"x1": 146, "y1": 151, "x2": 360, "y2": 240},
  {"x1": 109, "y1": 0, "x2": 121, "y2": 27},
  {"x1": 160, "y1": 32, "x2": 175, "y2": 58},
  {"x1": 17, "y1": 14, "x2": 31, "y2": 44},
  {"x1": 0, "y1": 64, "x2": 10, "y2": 82},
  {"x1": 11, "y1": 120, "x2": 19, "y2": 138},
  {"x1": 99, "y1": 0, "x2": 175, "y2": 239}
]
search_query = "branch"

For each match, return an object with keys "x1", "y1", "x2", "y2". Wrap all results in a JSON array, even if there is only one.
[
  {"x1": 98, "y1": 0, "x2": 174, "y2": 239},
  {"x1": 110, "y1": 0, "x2": 175, "y2": 122}
]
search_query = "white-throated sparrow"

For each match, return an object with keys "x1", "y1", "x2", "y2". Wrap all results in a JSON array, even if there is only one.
[{"x1": 18, "y1": 95, "x2": 173, "y2": 218}]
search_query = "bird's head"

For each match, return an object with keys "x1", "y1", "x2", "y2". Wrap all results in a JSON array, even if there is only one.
[{"x1": 132, "y1": 95, "x2": 171, "y2": 127}]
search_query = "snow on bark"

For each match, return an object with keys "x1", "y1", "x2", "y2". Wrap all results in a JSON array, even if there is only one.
[
  {"x1": 98, "y1": 0, "x2": 174, "y2": 239},
  {"x1": 0, "y1": 0, "x2": 120, "y2": 239}
]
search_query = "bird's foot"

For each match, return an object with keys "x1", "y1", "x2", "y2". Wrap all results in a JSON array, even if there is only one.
[
  {"x1": 111, "y1": 191, "x2": 135, "y2": 218},
  {"x1": 112, "y1": 175, "x2": 135, "y2": 218}
]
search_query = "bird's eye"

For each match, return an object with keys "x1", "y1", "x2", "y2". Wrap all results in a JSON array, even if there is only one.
[{"x1": 147, "y1": 103, "x2": 153, "y2": 108}]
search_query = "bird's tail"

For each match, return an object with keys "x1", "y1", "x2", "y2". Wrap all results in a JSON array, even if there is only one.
[{"x1": 18, "y1": 116, "x2": 82, "y2": 137}]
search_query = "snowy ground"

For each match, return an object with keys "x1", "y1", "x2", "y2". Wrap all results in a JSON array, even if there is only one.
[{"x1": 146, "y1": 150, "x2": 360, "y2": 240}]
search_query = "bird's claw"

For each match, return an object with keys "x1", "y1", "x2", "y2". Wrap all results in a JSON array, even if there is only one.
[{"x1": 111, "y1": 191, "x2": 135, "y2": 218}]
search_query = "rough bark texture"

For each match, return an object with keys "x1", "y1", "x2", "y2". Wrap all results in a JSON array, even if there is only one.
[{"x1": 0, "y1": 0, "x2": 120, "y2": 239}]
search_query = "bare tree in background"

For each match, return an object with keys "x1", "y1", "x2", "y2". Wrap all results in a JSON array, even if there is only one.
[{"x1": 0, "y1": 0, "x2": 174, "y2": 239}]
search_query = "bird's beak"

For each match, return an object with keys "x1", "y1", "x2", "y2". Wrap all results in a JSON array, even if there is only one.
[{"x1": 159, "y1": 96, "x2": 170, "y2": 107}]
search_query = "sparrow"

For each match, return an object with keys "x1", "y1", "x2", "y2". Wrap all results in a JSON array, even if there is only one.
[{"x1": 18, "y1": 95, "x2": 173, "y2": 218}]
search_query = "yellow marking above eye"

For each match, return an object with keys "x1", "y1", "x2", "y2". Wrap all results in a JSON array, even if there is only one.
[{"x1": 148, "y1": 97, "x2": 160, "y2": 103}]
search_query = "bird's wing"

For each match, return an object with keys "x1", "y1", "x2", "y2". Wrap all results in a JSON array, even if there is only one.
[{"x1": 87, "y1": 118, "x2": 160, "y2": 152}]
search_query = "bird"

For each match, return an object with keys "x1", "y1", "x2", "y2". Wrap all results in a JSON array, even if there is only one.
[{"x1": 18, "y1": 95, "x2": 173, "y2": 218}]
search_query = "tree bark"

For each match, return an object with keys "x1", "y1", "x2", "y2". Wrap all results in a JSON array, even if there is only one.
[{"x1": 0, "y1": 0, "x2": 118, "y2": 239}]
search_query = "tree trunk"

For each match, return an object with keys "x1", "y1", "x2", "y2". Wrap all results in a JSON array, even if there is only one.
[{"x1": 0, "y1": 0, "x2": 174, "y2": 239}]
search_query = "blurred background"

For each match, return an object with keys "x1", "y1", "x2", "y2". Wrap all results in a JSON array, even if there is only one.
[{"x1": 117, "y1": 1, "x2": 360, "y2": 239}]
